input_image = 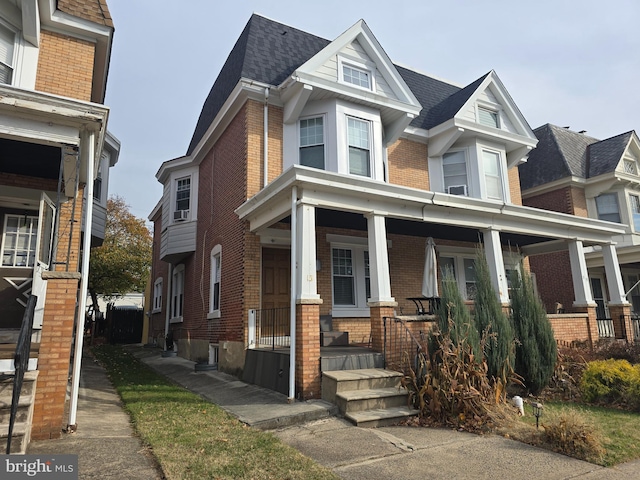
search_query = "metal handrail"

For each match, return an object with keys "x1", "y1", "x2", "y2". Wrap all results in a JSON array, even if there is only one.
[
  {"x1": 383, "y1": 316, "x2": 428, "y2": 375},
  {"x1": 6, "y1": 294, "x2": 37, "y2": 454}
]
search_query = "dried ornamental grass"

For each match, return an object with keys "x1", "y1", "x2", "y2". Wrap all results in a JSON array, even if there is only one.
[{"x1": 541, "y1": 408, "x2": 605, "y2": 464}]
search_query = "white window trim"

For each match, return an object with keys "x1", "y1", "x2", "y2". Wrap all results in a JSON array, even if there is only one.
[
  {"x1": 481, "y1": 148, "x2": 505, "y2": 201},
  {"x1": 298, "y1": 114, "x2": 326, "y2": 169},
  {"x1": 1, "y1": 214, "x2": 39, "y2": 268},
  {"x1": 170, "y1": 264, "x2": 184, "y2": 323},
  {"x1": 330, "y1": 242, "x2": 370, "y2": 317},
  {"x1": 337, "y1": 55, "x2": 376, "y2": 92},
  {"x1": 438, "y1": 246, "x2": 519, "y2": 301},
  {"x1": 346, "y1": 115, "x2": 372, "y2": 177},
  {"x1": 174, "y1": 175, "x2": 191, "y2": 223},
  {"x1": 476, "y1": 104, "x2": 501, "y2": 129},
  {"x1": 0, "y1": 18, "x2": 17, "y2": 86},
  {"x1": 442, "y1": 148, "x2": 469, "y2": 196},
  {"x1": 152, "y1": 277, "x2": 163, "y2": 314},
  {"x1": 207, "y1": 245, "x2": 222, "y2": 319}
]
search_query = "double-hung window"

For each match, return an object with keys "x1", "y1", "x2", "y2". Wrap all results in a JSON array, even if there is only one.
[
  {"x1": 595, "y1": 193, "x2": 621, "y2": 223},
  {"x1": 439, "y1": 255, "x2": 477, "y2": 300},
  {"x1": 299, "y1": 117, "x2": 325, "y2": 169},
  {"x1": 209, "y1": 246, "x2": 221, "y2": 317},
  {"x1": 2, "y1": 215, "x2": 38, "y2": 268},
  {"x1": 331, "y1": 244, "x2": 371, "y2": 314},
  {"x1": 482, "y1": 150, "x2": 503, "y2": 200},
  {"x1": 174, "y1": 177, "x2": 190, "y2": 222},
  {"x1": 348, "y1": 117, "x2": 371, "y2": 177},
  {"x1": 443, "y1": 151, "x2": 468, "y2": 196},
  {"x1": 153, "y1": 278, "x2": 163, "y2": 313},
  {"x1": 630, "y1": 194, "x2": 640, "y2": 232},
  {"x1": 0, "y1": 22, "x2": 15, "y2": 85},
  {"x1": 171, "y1": 265, "x2": 184, "y2": 320}
]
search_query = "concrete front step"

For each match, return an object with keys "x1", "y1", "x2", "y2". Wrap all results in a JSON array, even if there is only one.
[
  {"x1": 345, "y1": 406, "x2": 420, "y2": 428},
  {"x1": 0, "y1": 371, "x2": 38, "y2": 403},
  {"x1": 0, "y1": 422, "x2": 29, "y2": 454},
  {"x1": 322, "y1": 368, "x2": 402, "y2": 404},
  {"x1": 336, "y1": 387, "x2": 410, "y2": 413},
  {"x1": 321, "y1": 353, "x2": 384, "y2": 372}
]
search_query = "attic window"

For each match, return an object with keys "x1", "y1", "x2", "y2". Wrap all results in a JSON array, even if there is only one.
[
  {"x1": 624, "y1": 159, "x2": 637, "y2": 175},
  {"x1": 478, "y1": 107, "x2": 499, "y2": 128},
  {"x1": 342, "y1": 64, "x2": 371, "y2": 90}
]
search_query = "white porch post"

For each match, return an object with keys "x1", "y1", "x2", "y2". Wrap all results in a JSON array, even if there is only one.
[
  {"x1": 365, "y1": 212, "x2": 394, "y2": 303},
  {"x1": 296, "y1": 201, "x2": 320, "y2": 301},
  {"x1": 602, "y1": 243, "x2": 628, "y2": 305},
  {"x1": 483, "y1": 228, "x2": 509, "y2": 303},
  {"x1": 568, "y1": 239, "x2": 594, "y2": 306}
]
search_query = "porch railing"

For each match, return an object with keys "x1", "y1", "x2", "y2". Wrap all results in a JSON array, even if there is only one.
[
  {"x1": 597, "y1": 318, "x2": 615, "y2": 339},
  {"x1": 6, "y1": 294, "x2": 37, "y2": 454},
  {"x1": 383, "y1": 316, "x2": 429, "y2": 376},
  {"x1": 248, "y1": 307, "x2": 291, "y2": 350}
]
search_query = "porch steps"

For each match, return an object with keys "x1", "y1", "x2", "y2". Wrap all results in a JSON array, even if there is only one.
[
  {"x1": 0, "y1": 371, "x2": 38, "y2": 454},
  {"x1": 320, "y1": 351, "x2": 384, "y2": 372},
  {"x1": 322, "y1": 368, "x2": 418, "y2": 427}
]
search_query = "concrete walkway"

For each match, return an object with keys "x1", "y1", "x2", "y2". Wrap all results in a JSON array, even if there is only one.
[{"x1": 25, "y1": 346, "x2": 640, "y2": 479}]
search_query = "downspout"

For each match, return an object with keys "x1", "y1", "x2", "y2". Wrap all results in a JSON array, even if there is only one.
[
  {"x1": 288, "y1": 186, "x2": 297, "y2": 401},
  {"x1": 68, "y1": 130, "x2": 95, "y2": 430},
  {"x1": 164, "y1": 263, "x2": 173, "y2": 349},
  {"x1": 263, "y1": 87, "x2": 269, "y2": 188}
]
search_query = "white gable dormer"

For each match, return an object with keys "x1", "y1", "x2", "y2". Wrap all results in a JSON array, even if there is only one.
[{"x1": 617, "y1": 136, "x2": 640, "y2": 178}]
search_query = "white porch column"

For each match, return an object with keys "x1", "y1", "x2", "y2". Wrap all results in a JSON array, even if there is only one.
[
  {"x1": 296, "y1": 201, "x2": 320, "y2": 301},
  {"x1": 483, "y1": 228, "x2": 509, "y2": 303},
  {"x1": 365, "y1": 212, "x2": 394, "y2": 303},
  {"x1": 568, "y1": 240, "x2": 594, "y2": 306},
  {"x1": 602, "y1": 243, "x2": 628, "y2": 305}
]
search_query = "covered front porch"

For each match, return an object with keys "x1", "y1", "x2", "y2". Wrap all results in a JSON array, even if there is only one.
[{"x1": 237, "y1": 166, "x2": 629, "y2": 400}]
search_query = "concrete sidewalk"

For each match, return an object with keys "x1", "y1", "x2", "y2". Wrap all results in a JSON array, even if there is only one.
[{"x1": 25, "y1": 346, "x2": 640, "y2": 479}]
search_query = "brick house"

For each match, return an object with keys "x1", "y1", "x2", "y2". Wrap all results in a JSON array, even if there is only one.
[
  {"x1": 520, "y1": 124, "x2": 640, "y2": 342},
  {"x1": 0, "y1": 0, "x2": 117, "y2": 445},
  {"x1": 149, "y1": 14, "x2": 628, "y2": 401}
]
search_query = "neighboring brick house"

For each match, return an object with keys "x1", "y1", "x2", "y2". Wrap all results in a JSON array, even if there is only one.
[
  {"x1": 149, "y1": 14, "x2": 627, "y2": 400},
  {"x1": 0, "y1": 0, "x2": 117, "y2": 443},
  {"x1": 520, "y1": 124, "x2": 640, "y2": 342}
]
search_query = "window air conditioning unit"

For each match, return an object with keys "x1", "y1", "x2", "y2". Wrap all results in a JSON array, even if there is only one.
[
  {"x1": 447, "y1": 185, "x2": 467, "y2": 196},
  {"x1": 174, "y1": 210, "x2": 189, "y2": 221}
]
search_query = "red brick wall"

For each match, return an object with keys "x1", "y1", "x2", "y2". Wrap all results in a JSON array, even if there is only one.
[
  {"x1": 35, "y1": 30, "x2": 95, "y2": 102},
  {"x1": 529, "y1": 251, "x2": 574, "y2": 314},
  {"x1": 149, "y1": 209, "x2": 167, "y2": 344}
]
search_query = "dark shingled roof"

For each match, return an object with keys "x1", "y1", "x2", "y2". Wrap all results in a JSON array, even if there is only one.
[
  {"x1": 187, "y1": 14, "x2": 493, "y2": 155},
  {"x1": 588, "y1": 132, "x2": 634, "y2": 178},
  {"x1": 520, "y1": 124, "x2": 636, "y2": 191}
]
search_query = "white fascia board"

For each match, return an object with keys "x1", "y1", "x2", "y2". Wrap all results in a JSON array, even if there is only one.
[
  {"x1": 454, "y1": 118, "x2": 537, "y2": 150},
  {"x1": 190, "y1": 79, "x2": 273, "y2": 165},
  {"x1": 293, "y1": 71, "x2": 421, "y2": 117},
  {"x1": 22, "y1": 0, "x2": 40, "y2": 46},
  {"x1": 428, "y1": 127, "x2": 465, "y2": 157},
  {"x1": 155, "y1": 155, "x2": 192, "y2": 183},
  {"x1": 282, "y1": 83, "x2": 313, "y2": 124},
  {"x1": 104, "y1": 130, "x2": 120, "y2": 166},
  {"x1": 236, "y1": 165, "x2": 625, "y2": 244},
  {"x1": 148, "y1": 199, "x2": 163, "y2": 222},
  {"x1": 521, "y1": 176, "x2": 585, "y2": 199},
  {"x1": 484, "y1": 71, "x2": 536, "y2": 139},
  {"x1": 402, "y1": 126, "x2": 429, "y2": 144},
  {"x1": 38, "y1": 0, "x2": 113, "y2": 102}
]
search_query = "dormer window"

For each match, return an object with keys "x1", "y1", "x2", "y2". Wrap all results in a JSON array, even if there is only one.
[
  {"x1": 343, "y1": 64, "x2": 371, "y2": 89},
  {"x1": 478, "y1": 107, "x2": 499, "y2": 129},
  {"x1": 0, "y1": 22, "x2": 15, "y2": 85},
  {"x1": 443, "y1": 151, "x2": 468, "y2": 196},
  {"x1": 300, "y1": 116, "x2": 325, "y2": 169}
]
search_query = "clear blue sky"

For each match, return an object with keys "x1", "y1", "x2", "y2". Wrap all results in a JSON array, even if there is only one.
[{"x1": 103, "y1": 0, "x2": 640, "y2": 221}]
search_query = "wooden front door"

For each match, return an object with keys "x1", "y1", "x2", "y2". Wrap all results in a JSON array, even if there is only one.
[
  {"x1": 262, "y1": 248, "x2": 290, "y2": 337},
  {"x1": 262, "y1": 248, "x2": 290, "y2": 309}
]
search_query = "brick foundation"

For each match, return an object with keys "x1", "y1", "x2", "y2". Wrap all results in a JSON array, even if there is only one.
[{"x1": 295, "y1": 303, "x2": 321, "y2": 400}]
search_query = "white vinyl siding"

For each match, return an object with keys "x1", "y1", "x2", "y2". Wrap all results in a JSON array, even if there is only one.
[
  {"x1": 443, "y1": 151, "x2": 468, "y2": 195},
  {"x1": 595, "y1": 193, "x2": 621, "y2": 223},
  {"x1": 1, "y1": 215, "x2": 38, "y2": 268},
  {"x1": 299, "y1": 116, "x2": 325, "y2": 169}
]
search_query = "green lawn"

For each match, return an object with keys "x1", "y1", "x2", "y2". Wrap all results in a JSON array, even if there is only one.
[{"x1": 91, "y1": 345, "x2": 339, "y2": 480}]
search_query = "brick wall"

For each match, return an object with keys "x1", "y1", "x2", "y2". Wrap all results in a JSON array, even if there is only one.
[
  {"x1": 548, "y1": 314, "x2": 592, "y2": 345},
  {"x1": 35, "y1": 30, "x2": 95, "y2": 102},
  {"x1": 524, "y1": 186, "x2": 573, "y2": 215},
  {"x1": 508, "y1": 167, "x2": 522, "y2": 206},
  {"x1": 387, "y1": 138, "x2": 429, "y2": 190},
  {"x1": 529, "y1": 251, "x2": 574, "y2": 314},
  {"x1": 148, "y1": 209, "x2": 168, "y2": 344}
]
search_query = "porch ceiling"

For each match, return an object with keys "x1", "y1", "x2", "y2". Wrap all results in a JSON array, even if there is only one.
[{"x1": 0, "y1": 138, "x2": 61, "y2": 180}]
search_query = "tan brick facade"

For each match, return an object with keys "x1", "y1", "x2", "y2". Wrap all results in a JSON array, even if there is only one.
[
  {"x1": 35, "y1": 30, "x2": 95, "y2": 102},
  {"x1": 295, "y1": 303, "x2": 321, "y2": 399},
  {"x1": 387, "y1": 138, "x2": 429, "y2": 190}
]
